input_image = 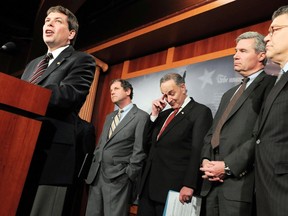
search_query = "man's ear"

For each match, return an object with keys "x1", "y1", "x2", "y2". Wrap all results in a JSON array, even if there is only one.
[
  {"x1": 68, "y1": 30, "x2": 76, "y2": 40},
  {"x1": 126, "y1": 88, "x2": 131, "y2": 97},
  {"x1": 258, "y1": 52, "x2": 266, "y2": 62},
  {"x1": 180, "y1": 83, "x2": 186, "y2": 93}
]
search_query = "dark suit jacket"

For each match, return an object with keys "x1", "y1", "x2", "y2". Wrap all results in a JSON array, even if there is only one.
[
  {"x1": 139, "y1": 98, "x2": 213, "y2": 203},
  {"x1": 201, "y1": 71, "x2": 276, "y2": 203},
  {"x1": 21, "y1": 46, "x2": 96, "y2": 185},
  {"x1": 254, "y1": 71, "x2": 288, "y2": 216},
  {"x1": 86, "y1": 104, "x2": 149, "y2": 184}
]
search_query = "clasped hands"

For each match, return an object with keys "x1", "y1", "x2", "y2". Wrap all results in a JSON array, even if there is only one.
[{"x1": 200, "y1": 159, "x2": 225, "y2": 182}]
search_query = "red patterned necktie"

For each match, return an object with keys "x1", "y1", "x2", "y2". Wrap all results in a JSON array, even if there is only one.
[
  {"x1": 157, "y1": 108, "x2": 179, "y2": 140},
  {"x1": 29, "y1": 53, "x2": 53, "y2": 84},
  {"x1": 211, "y1": 77, "x2": 249, "y2": 149}
]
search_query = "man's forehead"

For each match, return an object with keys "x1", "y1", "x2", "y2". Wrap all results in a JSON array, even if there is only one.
[
  {"x1": 271, "y1": 14, "x2": 288, "y2": 25},
  {"x1": 161, "y1": 82, "x2": 176, "y2": 94},
  {"x1": 111, "y1": 81, "x2": 122, "y2": 88},
  {"x1": 46, "y1": 12, "x2": 67, "y2": 20}
]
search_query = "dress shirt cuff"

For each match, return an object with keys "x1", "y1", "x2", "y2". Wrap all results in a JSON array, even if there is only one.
[{"x1": 150, "y1": 115, "x2": 158, "y2": 122}]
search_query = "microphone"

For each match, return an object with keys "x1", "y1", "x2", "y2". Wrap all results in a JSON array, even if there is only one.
[{"x1": 0, "y1": 42, "x2": 16, "y2": 51}]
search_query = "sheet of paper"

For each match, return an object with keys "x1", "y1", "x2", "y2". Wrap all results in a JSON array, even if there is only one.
[{"x1": 163, "y1": 190, "x2": 202, "y2": 216}]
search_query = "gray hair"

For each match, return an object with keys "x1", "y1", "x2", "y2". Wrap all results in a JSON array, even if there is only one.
[
  {"x1": 160, "y1": 73, "x2": 185, "y2": 86},
  {"x1": 236, "y1": 31, "x2": 267, "y2": 65},
  {"x1": 272, "y1": 5, "x2": 288, "y2": 20}
]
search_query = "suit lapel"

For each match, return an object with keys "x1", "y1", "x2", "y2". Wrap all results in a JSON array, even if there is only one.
[
  {"x1": 157, "y1": 99, "x2": 194, "y2": 140},
  {"x1": 258, "y1": 71, "x2": 288, "y2": 132},
  {"x1": 106, "y1": 105, "x2": 137, "y2": 141},
  {"x1": 37, "y1": 46, "x2": 73, "y2": 84},
  {"x1": 225, "y1": 72, "x2": 265, "y2": 121},
  {"x1": 22, "y1": 56, "x2": 43, "y2": 81}
]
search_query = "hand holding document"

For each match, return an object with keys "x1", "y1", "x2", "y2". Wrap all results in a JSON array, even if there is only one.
[{"x1": 163, "y1": 190, "x2": 202, "y2": 216}]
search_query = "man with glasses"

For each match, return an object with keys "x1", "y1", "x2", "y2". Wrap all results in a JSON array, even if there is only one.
[{"x1": 254, "y1": 5, "x2": 288, "y2": 216}]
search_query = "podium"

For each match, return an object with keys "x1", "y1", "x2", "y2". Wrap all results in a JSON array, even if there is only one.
[{"x1": 0, "y1": 72, "x2": 51, "y2": 215}]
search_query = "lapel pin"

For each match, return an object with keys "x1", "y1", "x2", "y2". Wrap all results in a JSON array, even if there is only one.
[{"x1": 57, "y1": 62, "x2": 61, "y2": 65}]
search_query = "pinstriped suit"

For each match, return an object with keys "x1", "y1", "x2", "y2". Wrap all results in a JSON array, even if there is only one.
[{"x1": 255, "y1": 71, "x2": 288, "y2": 216}]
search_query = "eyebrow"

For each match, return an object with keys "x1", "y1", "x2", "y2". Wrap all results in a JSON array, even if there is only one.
[{"x1": 45, "y1": 16, "x2": 64, "y2": 21}]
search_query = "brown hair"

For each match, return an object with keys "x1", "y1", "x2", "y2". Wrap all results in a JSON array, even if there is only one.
[{"x1": 47, "y1": 5, "x2": 79, "y2": 45}]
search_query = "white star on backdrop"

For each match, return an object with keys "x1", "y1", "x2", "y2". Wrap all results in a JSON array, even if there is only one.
[{"x1": 198, "y1": 69, "x2": 215, "y2": 89}]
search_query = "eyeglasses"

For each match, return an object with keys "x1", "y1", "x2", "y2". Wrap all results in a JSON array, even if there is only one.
[{"x1": 268, "y1": 25, "x2": 288, "y2": 36}]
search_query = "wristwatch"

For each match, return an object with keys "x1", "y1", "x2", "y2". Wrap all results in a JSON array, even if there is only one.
[{"x1": 224, "y1": 163, "x2": 232, "y2": 176}]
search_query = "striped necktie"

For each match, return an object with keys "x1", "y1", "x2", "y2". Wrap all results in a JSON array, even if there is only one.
[
  {"x1": 29, "y1": 53, "x2": 53, "y2": 84},
  {"x1": 108, "y1": 109, "x2": 123, "y2": 138}
]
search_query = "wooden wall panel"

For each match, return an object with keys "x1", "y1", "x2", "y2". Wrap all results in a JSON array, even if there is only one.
[
  {"x1": 128, "y1": 50, "x2": 168, "y2": 72},
  {"x1": 173, "y1": 21, "x2": 271, "y2": 62}
]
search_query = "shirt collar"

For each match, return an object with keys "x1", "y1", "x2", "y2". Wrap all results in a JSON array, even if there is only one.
[
  {"x1": 121, "y1": 103, "x2": 133, "y2": 112},
  {"x1": 118, "y1": 103, "x2": 133, "y2": 120},
  {"x1": 246, "y1": 70, "x2": 263, "y2": 88},
  {"x1": 47, "y1": 45, "x2": 69, "y2": 62},
  {"x1": 282, "y1": 62, "x2": 288, "y2": 73},
  {"x1": 178, "y1": 96, "x2": 191, "y2": 112}
]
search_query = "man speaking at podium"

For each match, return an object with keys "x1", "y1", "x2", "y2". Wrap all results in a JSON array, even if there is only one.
[{"x1": 19, "y1": 5, "x2": 96, "y2": 216}]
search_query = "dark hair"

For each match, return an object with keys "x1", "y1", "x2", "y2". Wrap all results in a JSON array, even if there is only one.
[
  {"x1": 272, "y1": 5, "x2": 288, "y2": 20},
  {"x1": 47, "y1": 5, "x2": 79, "y2": 45},
  {"x1": 110, "y1": 79, "x2": 134, "y2": 99},
  {"x1": 236, "y1": 31, "x2": 267, "y2": 65}
]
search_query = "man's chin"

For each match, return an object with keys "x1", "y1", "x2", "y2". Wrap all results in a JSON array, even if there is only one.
[
  {"x1": 265, "y1": 52, "x2": 273, "y2": 59},
  {"x1": 234, "y1": 66, "x2": 241, "y2": 72},
  {"x1": 170, "y1": 105, "x2": 178, "y2": 109}
]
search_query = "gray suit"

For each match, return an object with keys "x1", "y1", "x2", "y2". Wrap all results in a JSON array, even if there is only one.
[{"x1": 86, "y1": 104, "x2": 149, "y2": 216}]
